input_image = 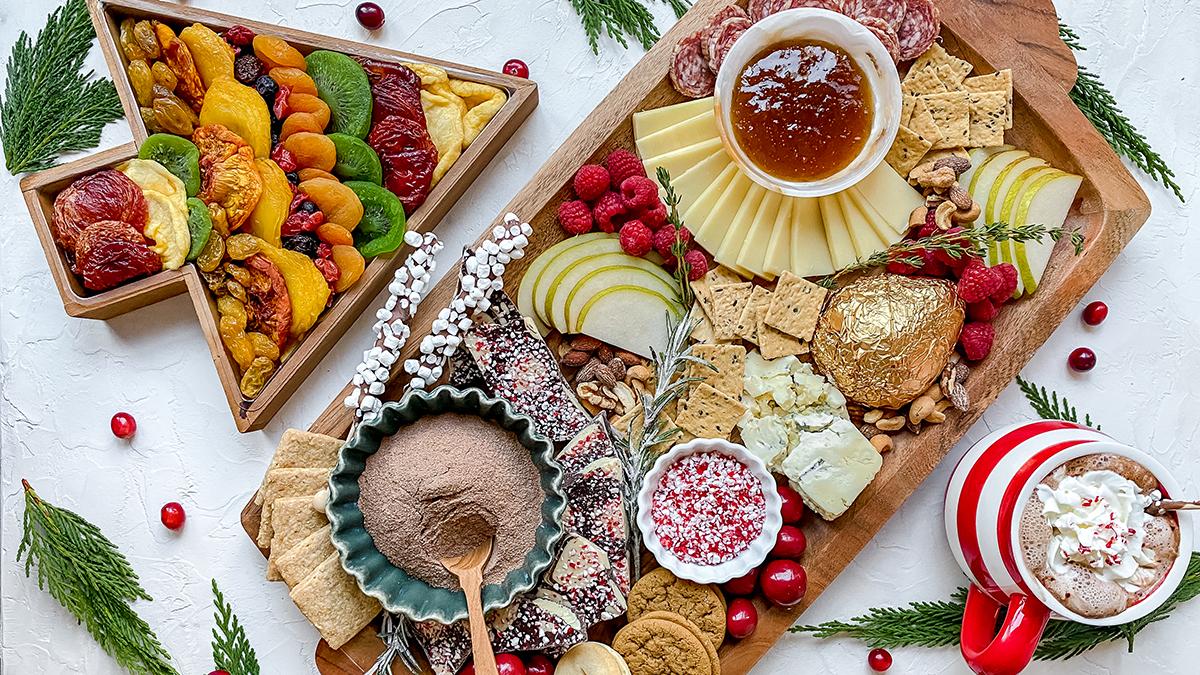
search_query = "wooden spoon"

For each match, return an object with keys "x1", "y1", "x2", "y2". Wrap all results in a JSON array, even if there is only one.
[{"x1": 441, "y1": 537, "x2": 497, "y2": 675}]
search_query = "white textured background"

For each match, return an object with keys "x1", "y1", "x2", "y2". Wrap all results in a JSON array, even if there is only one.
[{"x1": 1, "y1": 0, "x2": 1196, "y2": 672}]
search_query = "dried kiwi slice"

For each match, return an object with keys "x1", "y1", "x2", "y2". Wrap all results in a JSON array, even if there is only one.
[
  {"x1": 139, "y1": 133, "x2": 201, "y2": 196},
  {"x1": 185, "y1": 198, "x2": 213, "y2": 262},
  {"x1": 346, "y1": 180, "x2": 406, "y2": 258},
  {"x1": 328, "y1": 133, "x2": 383, "y2": 185},
  {"x1": 305, "y1": 50, "x2": 373, "y2": 139}
]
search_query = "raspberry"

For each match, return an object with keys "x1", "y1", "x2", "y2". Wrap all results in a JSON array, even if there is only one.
[
  {"x1": 638, "y1": 201, "x2": 668, "y2": 229},
  {"x1": 653, "y1": 226, "x2": 692, "y2": 258},
  {"x1": 990, "y1": 263, "x2": 1019, "y2": 303},
  {"x1": 683, "y1": 249, "x2": 708, "y2": 281},
  {"x1": 605, "y1": 148, "x2": 645, "y2": 189},
  {"x1": 619, "y1": 220, "x2": 653, "y2": 257},
  {"x1": 593, "y1": 191, "x2": 626, "y2": 233},
  {"x1": 960, "y1": 322, "x2": 995, "y2": 361},
  {"x1": 967, "y1": 299, "x2": 1000, "y2": 322},
  {"x1": 934, "y1": 227, "x2": 973, "y2": 267},
  {"x1": 886, "y1": 252, "x2": 919, "y2": 275},
  {"x1": 957, "y1": 260, "x2": 1001, "y2": 303},
  {"x1": 917, "y1": 208, "x2": 938, "y2": 237},
  {"x1": 572, "y1": 164, "x2": 610, "y2": 202},
  {"x1": 620, "y1": 176, "x2": 659, "y2": 211},
  {"x1": 557, "y1": 200, "x2": 593, "y2": 235},
  {"x1": 918, "y1": 249, "x2": 949, "y2": 277},
  {"x1": 945, "y1": 251, "x2": 979, "y2": 277}
]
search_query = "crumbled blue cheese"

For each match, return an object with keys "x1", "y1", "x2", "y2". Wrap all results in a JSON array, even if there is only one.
[{"x1": 779, "y1": 417, "x2": 882, "y2": 520}]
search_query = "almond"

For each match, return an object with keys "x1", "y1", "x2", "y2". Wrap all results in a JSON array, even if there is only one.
[
  {"x1": 607, "y1": 357, "x2": 627, "y2": 381},
  {"x1": 560, "y1": 350, "x2": 591, "y2": 368},
  {"x1": 596, "y1": 345, "x2": 614, "y2": 362},
  {"x1": 569, "y1": 335, "x2": 603, "y2": 352},
  {"x1": 616, "y1": 350, "x2": 643, "y2": 366}
]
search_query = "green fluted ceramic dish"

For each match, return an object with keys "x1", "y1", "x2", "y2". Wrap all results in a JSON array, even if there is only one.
[{"x1": 327, "y1": 385, "x2": 566, "y2": 623}]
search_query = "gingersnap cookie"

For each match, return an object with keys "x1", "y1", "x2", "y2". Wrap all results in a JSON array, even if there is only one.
[
  {"x1": 627, "y1": 567, "x2": 726, "y2": 650},
  {"x1": 638, "y1": 611, "x2": 721, "y2": 675},
  {"x1": 613, "y1": 617, "x2": 712, "y2": 675},
  {"x1": 557, "y1": 641, "x2": 631, "y2": 675}
]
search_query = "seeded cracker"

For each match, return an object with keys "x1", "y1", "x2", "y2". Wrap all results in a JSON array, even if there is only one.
[
  {"x1": 968, "y1": 91, "x2": 1008, "y2": 147},
  {"x1": 919, "y1": 91, "x2": 971, "y2": 149},
  {"x1": 690, "y1": 300, "x2": 716, "y2": 343},
  {"x1": 706, "y1": 265, "x2": 744, "y2": 286},
  {"x1": 963, "y1": 69, "x2": 1013, "y2": 127},
  {"x1": 756, "y1": 308, "x2": 808, "y2": 359},
  {"x1": 254, "y1": 429, "x2": 343, "y2": 505},
  {"x1": 710, "y1": 282, "x2": 753, "y2": 341},
  {"x1": 886, "y1": 126, "x2": 933, "y2": 176},
  {"x1": 907, "y1": 98, "x2": 944, "y2": 146},
  {"x1": 676, "y1": 383, "x2": 745, "y2": 440},
  {"x1": 688, "y1": 344, "x2": 746, "y2": 397},
  {"x1": 289, "y1": 553, "x2": 381, "y2": 651},
  {"x1": 267, "y1": 495, "x2": 327, "y2": 581},
  {"x1": 902, "y1": 65, "x2": 946, "y2": 96},
  {"x1": 764, "y1": 271, "x2": 827, "y2": 341},
  {"x1": 901, "y1": 94, "x2": 917, "y2": 127},
  {"x1": 276, "y1": 525, "x2": 336, "y2": 587},
  {"x1": 735, "y1": 286, "x2": 771, "y2": 343},
  {"x1": 257, "y1": 468, "x2": 330, "y2": 548}
]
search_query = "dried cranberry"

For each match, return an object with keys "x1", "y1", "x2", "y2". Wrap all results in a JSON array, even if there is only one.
[
  {"x1": 314, "y1": 257, "x2": 339, "y2": 284},
  {"x1": 289, "y1": 190, "x2": 311, "y2": 212},
  {"x1": 273, "y1": 84, "x2": 292, "y2": 120},
  {"x1": 281, "y1": 210, "x2": 324, "y2": 236},
  {"x1": 223, "y1": 25, "x2": 255, "y2": 48},
  {"x1": 270, "y1": 145, "x2": 297, "y2": 173},
  {"x1": 234, "y1": 54, "x2": 263, "y2": 84},
  {"x1": 253, "y1": 75, "x2": 278, "y2": 106},
  {"x1": 316, "y1": 242, "x2": 332, "y2": 259},
  {"x1": 282, "y1": 233, "x2": 320, "y2": 257}
]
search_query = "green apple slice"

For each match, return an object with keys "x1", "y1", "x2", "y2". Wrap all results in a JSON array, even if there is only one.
[
  {"x1": 1011, "y1": 171, "x2": 1082, "y2": 297},
  {"x1": 517, "y1": 232, "x2": 610, "y2": 333},
  {"x1": 576, "y1": 285, "x2": 682, "y2": 357},
  {"x1": 556, "y1": 257, "x2": 675, "y2": 332}
]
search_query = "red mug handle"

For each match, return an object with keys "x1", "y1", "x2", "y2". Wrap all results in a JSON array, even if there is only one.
[{"x1": 960, "y1": 585, "x2": 1051, "y2": 675}]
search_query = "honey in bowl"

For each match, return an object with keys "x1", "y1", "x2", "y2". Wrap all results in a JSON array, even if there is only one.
[{"x1": 731, "y1": 39, "x2": 874, "y2": 182}]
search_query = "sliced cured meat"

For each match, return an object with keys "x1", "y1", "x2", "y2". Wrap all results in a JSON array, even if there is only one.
[
  {"x1": 702, "y1": 3, "x2": 749, "y2": 52},
  {"x1": 897, "y1": 0, "x2": 940, "y2": 61},
  {"x1": 669, "y1": 33, "x2": 716, "y2": 99},
  {"x1": 844, "y1": 0, "x2": 907, "y2": 31},
  {"x1": 857, "y1": 16, "x2": 901, "y2": 63},
  {"x1": 748, "y1": 0, "x2": 775, "y2": 21},
  {"x1": 52, "y1": 170, "x2": 149, "y2": 252},
  {"x1": 705, "y1": 17, "x2": 751, "y2": 73},
  {"x1": 771, "y1": 0, "x2": 846, "y2": 14}
]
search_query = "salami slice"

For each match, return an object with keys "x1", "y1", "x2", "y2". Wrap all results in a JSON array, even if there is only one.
[
  {"x1": 670, "y1": 32, "x2": 716, "y2": 98},
  {"x1": 702, "y1": 5, "x2": 750, "y2": 67},
  {"x1": 771, "y1": 0, "x2": 846, "y2": 15},
  {"x1": 857, "y1": 16, "x2": 901, "y2": 63},
  {"x1": 844, "y1": 0, "x2": 907, "y2": 32},
  {"x1": 748, "y1": 0, "x2": 775, "y2": 22},
  {"x1": 896, "y1": 0, "x2": 940, "y2": 61},
  {"x1": 706, "y1": 17, "x2": 752, "y2": 73}
]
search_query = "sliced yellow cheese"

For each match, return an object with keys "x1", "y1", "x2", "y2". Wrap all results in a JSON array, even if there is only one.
[
  {"x1": 642, "y1": 137, "x2": 723, "y2": 182},
  {"x1": 632, "y1": 97, "x2": 714, "y2": 139},
  {"x1": 634, "y1": 110, "x2": 718, "y2": 160},
  {"x1": 683, "y1": 162, "x2": 738, "y2": 227},
  {"x1": 669, "y1": 150, "x2": 732, "y2": 217},
  {"x1": 849, "y1": 163, "x2": 924, "y2": 236},
  {"x1": 764, "y1": 197, "x2": 793, "y2": 278},
  {"x1": 693, "y1": 170, "x2": 753, "y2": 257},
  {"x1": 788, "y1": 196, "x2": 834, "y2": 277},
  {"x1": 818, "y1": 195, "x2": 857, "y2": 270},
  {"x1": 836, "y1": 191, "x2": 891, "y2": 259},
  {"x1": 714, "y1": 183, "x2": 766, "y2": 271},
  {"x1": 733, "y1": 189, "x2": 782, "y2": 279}
]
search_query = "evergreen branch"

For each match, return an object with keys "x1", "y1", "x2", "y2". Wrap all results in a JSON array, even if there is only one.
[
  {"x1": 0, "y1": 0, "x2": 124, "y2": 174},
  {"x1": 1016, "y1": 375, "x2": 1096, "y2": 428},
  {"x1": 1059, "y1": 21, "x2": 1184, "y2": 201},
  {"x1": 211, "y1": 579, "x2": 260, "y2": 675},
  {"x1": 17, "y1": 480, "x2": 178, "y2": 675},
  {"x1": 655, "y1": 166, "x2": 696, "y2": 309},
  {"x1": 569, "y1": 0, "x2": 663, "y2": 53}
]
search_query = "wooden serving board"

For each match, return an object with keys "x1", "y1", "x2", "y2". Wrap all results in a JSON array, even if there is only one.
[
  {"x1": 18, "y1": 0, "x2": 537, "y2": 432},
  {"x1": 240, "y1": 0, "x2": 1149, "y2": 672}
]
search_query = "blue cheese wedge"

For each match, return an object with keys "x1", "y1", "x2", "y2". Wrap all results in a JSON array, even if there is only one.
[{"x1": 779, "y1": 417, "x2": 882, "y2": 520}]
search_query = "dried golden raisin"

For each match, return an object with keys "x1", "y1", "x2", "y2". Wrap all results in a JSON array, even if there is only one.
[
  {"x1": 330, "y1": 244, "x2": 365, "y2": 292},
  {"x1": 226, "y1": 333, "x2": 256, "y2": 371},
  {"x1": 201, "y1": 269, "x2": 227, "y2": 294},
  {"x1": 133, "y1": 20, "x2": 160, "y2": 59},
  {"x1": 152, "y1": 89, "x2": 199, "y2": 135},
  {"x1": 120, "y1": 19, "x2": 149, "y2": 61},
  {"x1": 316, "y1": 222, "x2": 354, "y2": 247},
  {"x1": 225, "y1": 233, "x2": 263, "y2": 260},
  {"x1": 279, "y1": 113, "x2": 324, "y2": 141},
  {"x1": 219, "y1": 310, "x2": 247, "y2": 336},
  {"x1": 225, "y1": 262, "x2": 252, "y2": 286},
  {"x1": 239, "y1": 356, "x2": 276, "y2": 397},
  {"x1": 196, "y1": 231, "x2": 225, "y2": 272},
  {"x1": 287, "y1": 94, "x2": 331, "y2": 128},
  {"x1": 283, "y1": 133, "x2": 337, "y2": 172},
  {"x1": 298, "y1": 177, "x2": 362, "y2": 230},
  {"x1": 127, "y1": 59, "x2": 155, "y2": 107},
  {"x1": 226, "y1": 279, "x2": 248, "y2": 303},
  {"x1": 246, "y1": 331, "x2": 281, "y2": 360},
  {"x1": 252, "y1": 35, "x2": 306, "y2": 71},
  {"x1": 217, "y1": 295, "x2": 245, "y2": 321},
  {"x1": 151, "y1": 61, "x2": 178, "y2": 90},
  {"x1": 269, "y1": 67, "x2": 317, "y2": 96},
  {"x1": 154, "y1": 22, "x2": 205, "y2": 112}
]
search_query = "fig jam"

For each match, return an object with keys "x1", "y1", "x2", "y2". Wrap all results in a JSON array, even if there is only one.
[{"x1": 731, "y1": 39, "x2": 873, "y2": 181}]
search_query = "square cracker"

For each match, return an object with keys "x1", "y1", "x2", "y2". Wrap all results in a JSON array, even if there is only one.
[
  {"x1": 691, "y1": 277, "x2": 717, "y2": 321},
  {"x1": 908, "y1": 98, "x2": 944, "y2": 146},
  {"x1": 688, "y1": 344, "x2": 747, "y2": 398},
  {"x1": 886, "y1": 126, "x2": 933, "y2": 176},
  {"x1": 900, "y1": 94, "x2": 917, "y2": 127},
  {"x1": 267, "y1": 495, "x2": 327, "y2": 581},
  {"x1": 764, "y1": 271, "x2": 828, "y2": 341},
  {"x1": 706, "y1": 266, "x2": 744, "y2": 286},
  {"x1": 756, "y1": 308, "x2": 809, "y2": 359},
  {"x1": 676, "y1": 383, "x2": 746, "y2": 440},
  {"x1": 919, "y1": 91, "x2": 971, "y2": 150},
  {"x1": 912, "y1": 43, "x2": 973, "y2": 86},
  {"x1": 963, "y1": 69, "x2": 1013, "y2": 128},
  {"x1": 290, "y1": 553, "x2": 381, "y2": 651},
  {"x1": 902, "y1": 65, "x2": 946, "y2": 96},
  {"x1": 690, "y1": 302, "x2": 716, "y2": 343},
  {"x1": 255, "y1": 429, "x2": 343, "y2": 505},
  {"x1": 277, "y1": 525, "x2": 336, "y2": 588},
  {"x1": 735, "y1": 286, "x2": 772, "y2": 343},
  {"x1": 710, "y1": 282, "x2": 753, "y2": 341},
  {"x1": 257, "y1": 468, "x2": 330, "y2": 547},
  {"x1": 968, "y1": 91, "x2": 1008, "y2": 147}
]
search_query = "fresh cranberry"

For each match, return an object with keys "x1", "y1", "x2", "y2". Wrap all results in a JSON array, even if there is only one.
[
  {"x1": 210, "y1": 672, "x2": 231, "y2": 675},
  {"x1": 355, "y1": 2, "x2": 386, "y2": 29},
  {"x1": 462, "y1": 666, "x2": 474, "y2": 675},
  {"x1": 771, "y1": 525, "x2": 807, "y2": 559},
  {"x1": 503, "y1": 58, "x2": 530, "y2": 78},
  {"x1": 868, "y1": 648, "x2": 893, "y2": 671},
  {"x1": 1068, "y1": 347, "x2": 1096, "y2": 372},
  {"x1": 1083, "y1": 301, "x2": 1108, "y2": 326},
  {"x1": 110, "y1": 412, "x2": 136, "y2": 439},
  {"x1": 494, "y1": 654, "x2": 526, "y2": 675},
  {"x1": 726, "y1": 598, "x2": 759, "y2": 639},
  {"x1": 776, "y1": 480, "x2": 805, "y2": 524},
  {"x1": 160, "y1": 502, "x2": 186, "y2": 530},
  {"x1": 723, "y1": 567, "x2": 759, "y2": 596},
  {"x1": 761, "y1": 559, "x2": 807, "y2": 607},
  {"x1": 525, "y1": 654, "x2": 554, "y2": 675}
]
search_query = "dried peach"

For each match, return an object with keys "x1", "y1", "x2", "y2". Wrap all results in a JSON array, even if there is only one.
[
  {"x1": 286, "y1": 94, "x2": 331, "y2": 128},
  {"x1": 279, "y1": 113, "x2": 325, "y2": 141},
  {"x1": 253, "y1": 35, "x2": 306, "y2": 71},
  {"x1": 269, "y1": 67, "x2": 317, "y2": 96},
  {"x1": 298, "y1": 177, "x2": 363, "y2": 230},
  {"x1": 315, "y1": 222, "x2": 354, "y2": 247},
  {"x1": 283, "y1": 132, "x2": 336, "y2": 172},
  {"x1": 330, "y1": 244, "x2": 365, "y2": 292},
  {"x1": 297, "y1": 168, "x2": 338, "y2": 182},
  {"x1": 199, "y1": 79, "x2": 272, "y2": 158}
]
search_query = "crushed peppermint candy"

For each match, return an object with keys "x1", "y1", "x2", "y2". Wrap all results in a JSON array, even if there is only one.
[{"x1": 651, "y1": 452, "x2": 766, "y2": 566}]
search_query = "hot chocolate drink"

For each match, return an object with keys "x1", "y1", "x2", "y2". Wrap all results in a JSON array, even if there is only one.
[{"x1": 1019, "y1": 453, "x2": 1180, "y2": 618}]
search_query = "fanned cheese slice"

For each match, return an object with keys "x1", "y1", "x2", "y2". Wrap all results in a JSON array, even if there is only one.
[
  {"x1": 669, "y1": 149, "x2": 732, "y2": 216},
  {"x1": 849, "y1": 163, "x2": 924, "y2": 236},
  {"x1": 641, "y1": 137, "x2": 723, "y2": 181},
  {"x1": 634, "y1": 110, "x2": 718, "y2": 159},
  {"x1": 836, "y1": 191, "x2": 891, "y2": 259},
  {"x1": 734, "y1": 189, "x2": 783, "y2": 279},
  {"x1": 632, "y1": 96, "x2": 714, "y2": 138},
  {"x1": 715, "y1": 183, "x2": 767, "y2": 270},
  {"x1": 788, "y1": 196, "x2": 834, "y2": 277},
  {"x1": 694, "y1": 170, "x2": 753, "y2": 257},
  {"x1": 818, "y1": 195, "x2": 857, "y2": 270},
  {"x1": 764, "y1": 196, "x2": 793, "y2": 278}
]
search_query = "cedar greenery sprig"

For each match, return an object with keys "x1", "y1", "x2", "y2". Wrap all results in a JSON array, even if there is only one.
[
  {"x1": 655, "y1": 165, "x2": 696, "y2": 309},
  {"x1": 17, "y1": 480, "x2": 178, "y2": 675},
  {"x1": 569, "y1": 0, "x2": 690, "y2": 54},
  {"x1": 0, "y1": 0, "x2": 124, "y2": 174},
  {"x1": 1059, "y1": 21, "x2": 1184, "y2": 201},
  {"x1": 1016, "y1": 375, "x2": 1096, "y2": 428},
  {"x1": 211, "y1": 579, "x2": 260, "y2": 675}
]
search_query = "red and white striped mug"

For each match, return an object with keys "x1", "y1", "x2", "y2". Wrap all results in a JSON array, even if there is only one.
[{"x1": 943, "y1": 420, "x2": 1193, "y2": 675}]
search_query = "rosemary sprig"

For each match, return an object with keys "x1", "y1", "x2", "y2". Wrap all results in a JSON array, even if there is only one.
[
  {"x1": 655, "y1": 166, "x2": 695, "y2": 309},
  {"x1": 568, "y1": 0, "x2": 691, "y2": 54},
  {"x1": 1016, "y1": 375, "x2": 1096, "y2": 428},
  {"x1": 17, "y1": 480, "x2": 178, "y2": 675},
  {"x1": 1059, "y1": 21, "x2": 1184, "y2": 201},
  {"x1": 211, "y1": 579, "x2": 260, "y2": 675},
  {"x1": 0, "y1": 0, "x2": 124, "y2": 174}
]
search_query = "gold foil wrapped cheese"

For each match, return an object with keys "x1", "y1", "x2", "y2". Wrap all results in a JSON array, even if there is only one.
[{"x1": 812, "y1": 274, "x2": 964, "y2": 409}]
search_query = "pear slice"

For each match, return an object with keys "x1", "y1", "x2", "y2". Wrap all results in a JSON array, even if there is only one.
[
  {"x1": 994, "y1": 165, "x2": 1059, "y2": 269},
  {"x1": 789, "y1": 196, "x2": 833, "y2": 277},
  {"x1": 531, "y1": 236, "x2": 623, "y2": 326},
  {"x1": 576, "y1": 285, "x2": 682, "y2": 357},
  {"x1": 959, "y1": 145, "x2": 1013, "y2": 189},
  {"x1": 518, "y1": 232, "x2": 611, "y2": 333},
  {"x1": 1011, "y1": 171, "x2": 1082, "y2": 297},
  {"x1": 558, "y1": 259, "x2": 676, "y2": 332},
  {"x1": 965, "y1": 148, "x2": 1028, "y2": 208}
]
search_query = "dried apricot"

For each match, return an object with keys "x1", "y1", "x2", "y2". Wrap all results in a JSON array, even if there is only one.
[
  {"x1": 279, "y1": 113, "x2": 325, "y2": 141},
  {"x1": 298, "y1": 177, "x2": 363, "y2": 230},
  {"x1": 151, "y1": 61, "x2": 177, "y2": 91},
  {"x1": 316, "y1": 222, "x2": 354, "y2": 247},
  {"x1": 286, "y1": 94, "x2": 331, "y2": 128},
  {"x1": 197, "y1": 231, "x2": 225, "y2": 272},
  {"x1": 239, "y1": 356, "x2": 276, "y2": 397},
  {"x1": 179, "y1": 23, "x2": 235, "y2": 88},
  {"x1": 330, "y1": 244, "x2": 365, "y2": 292},
  {"x1": 246, "y1": 158, "x2": 290, "y2": 246},
  {"x1": 199, "y1": 79, "x2": 272, "y2": 158},
  {"x1": 247, "y1": 332, "x2": 281, "y2": 361},
  {"x1": 297, "y1": 168, "x2": 338, "y2": 183},
  {"x1": 269, "y1": 67, "x2": 317, "y2": 96},
  {"x1": 253, "y1": 35, "x2": 306, "y2": 71},
  {"x1": 283, "y1": 133, "x2": 337, "y2": 172},
  {"x1": 127, "y1": 59, "x2": 154, "y2": 107},
  {"x1": 226, "y1": 233, "x2": 263, "y2": 260}
]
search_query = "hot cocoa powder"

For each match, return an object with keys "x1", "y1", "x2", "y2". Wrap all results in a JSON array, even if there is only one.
[{"x1": 358, "y1": 412, "x2": 544, "y2": 589}]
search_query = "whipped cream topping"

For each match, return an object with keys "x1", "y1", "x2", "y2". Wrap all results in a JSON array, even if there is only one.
[{"x1": 1036, "y1": 469, "x2": 1157, "y2": 592}]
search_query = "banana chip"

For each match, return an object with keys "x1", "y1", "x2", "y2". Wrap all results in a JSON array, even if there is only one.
[
  {"x1": 404, "y1": 63, "x2": 507, "y2": 180},
  {"x1": 450, "y1": 79, "x2": 507, "y2": 146},
  {"x1": 420, "y1": 90, "x2": 464, "y2": 185}
]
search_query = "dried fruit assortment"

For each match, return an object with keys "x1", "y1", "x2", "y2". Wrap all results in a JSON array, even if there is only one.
[{"x1": 49, "y1": 18, "x2": 510, "y2": 400}]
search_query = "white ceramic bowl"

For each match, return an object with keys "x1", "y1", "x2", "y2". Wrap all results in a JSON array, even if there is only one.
[
  {"x1": 714, "y1": 8, "x2": 902, "y2": 198},
  {"x1": 637, "y1": 438, "x2": 783, "y2": 584}
]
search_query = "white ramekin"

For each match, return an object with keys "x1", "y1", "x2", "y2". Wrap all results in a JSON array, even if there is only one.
[
  {"x1": 714, "y1": 8, "x2": 902, "y2": 198},
  {"x1": 637, "y1": 438, "x2": 783, "y2": 584}
]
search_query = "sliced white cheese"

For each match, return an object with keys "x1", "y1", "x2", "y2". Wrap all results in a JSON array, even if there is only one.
[
  {"x1": 818, "y1": 195, "x2": 858, "y2": 270},
  {"x1": 683, "y1": 162, "x2": 738, "y2": 227},
  {"x1": 849, "y1": 162, "x2": 924, "y2": 236},
  {"x1": 779, "y1": 417, "x2": 882, "y2": 520},
  {"x1": 632, "y1": 97, "x2": 714, "y2": 139},
  {"x1": 642, "y1": 137, "x2": 723, "y2": 182},
  {"x1": 836, "y1": 191, "x2": 890, "y2": 259},
  {"x1": 634, "y1": 110, "x2": 718, "y2": 160},
  {"x1": 733, "y1": 189, "x2": 782, "y2": 279},
  {"x1": 714, "y1": 182, "x2": 767, "y2": 272},
  {"x1": 669, "y1": 149, "x2": 732, "y2": 216},
  {"x1": 694, "y1": 170, "x2": 753, "y2": 257},
  {"x1": 787, "y1": 196, "x2": 834, "y2": 277},
  {"x1": 764, "y1": 197, "x2": 793, "y2": 278}
]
